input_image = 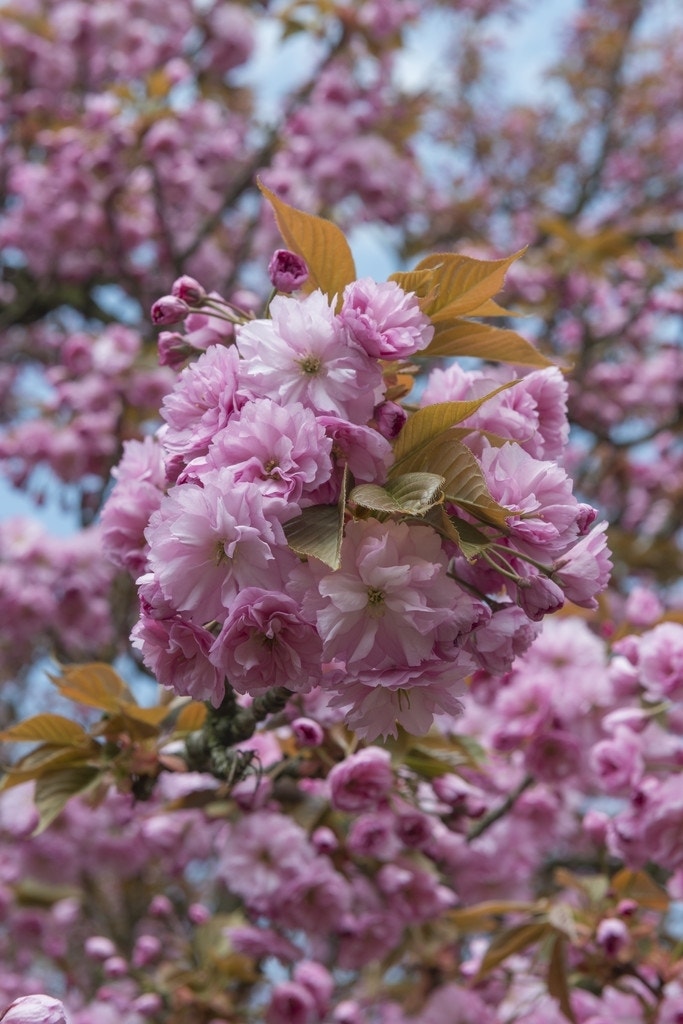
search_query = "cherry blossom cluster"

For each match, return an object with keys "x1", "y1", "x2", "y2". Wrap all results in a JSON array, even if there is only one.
[
  {"x1": 0, "y1": 323, "x2": 172, "y2": 494},
  {"x1": 100, "y1": 260, "x2": 611, "y2": 741},
  {"x1": 0, "y1": 518, "x2": 116, "y2": 686},
  {"x1": 2, "y1": 603, "x2": 683, "y2": 1022}
]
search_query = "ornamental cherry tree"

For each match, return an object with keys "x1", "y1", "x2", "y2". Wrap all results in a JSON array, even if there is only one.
[{"x1": 1, "y1": 1, "x2": 683, "y2": 1022}]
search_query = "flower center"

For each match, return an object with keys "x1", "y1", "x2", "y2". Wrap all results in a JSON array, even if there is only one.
[
  {"x1": 263, "y1": 458, "x2": 281, "y2": 480},
  {"x1": 366, "y1": 586, "x2": 385, "y2": 616},
  {"x1": 299, "y1": 354, "x2": 322, "y2": 375}
]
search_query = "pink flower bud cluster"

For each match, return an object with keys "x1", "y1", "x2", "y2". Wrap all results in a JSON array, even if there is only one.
[{"x1": 101, "y1": 266, "x2": 611, "y2": 741}]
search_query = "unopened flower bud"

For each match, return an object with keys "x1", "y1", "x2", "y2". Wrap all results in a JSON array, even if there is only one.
[
  {"x1": 85, "y1": 935, "x2": 117, "y2": 961},
  {"x1": 171, "y1": 275, "x2": 206, "y2": 305},
  {"x1": 292, "y1": 717, "x2": 324, "y2": 747},
  {"x1": 103, "y1": 955, "x2": 128, "y2": 978},
  {"x1": 576, "y1": 503, "x2": 598, "y2": 534},
  {"x1": 596, "y1": 917, "x2": 629, "y2": 957},
  {"x1": 0, "y1": 996, "x2": 70, "y2": 1024},
  {"x1": 373, "y1": 400, "x2": 407, "y2": 440},
  {"x1": 151, "y1": 295, "x2": 190, "y2": 325},
  {"x1": 268, "y1": 249, "x2": 309, "y2": 292},
  {"x1": 157, "y1": 331, "x2": 194, "y2": 369},
  {"x1": 312, "y1": 826, "x2": 338, "y2": 854}
]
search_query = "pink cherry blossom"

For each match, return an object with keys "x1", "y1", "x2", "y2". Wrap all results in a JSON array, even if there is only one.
[
  {"x1": 99, "y1": 436, "x2": 166, "y2": 576},
  {"x1": 209, "y1": 587, "x2": 324, "y2": 694},
  {"x1": 236, "y1": 290, "x2": 382, "y2": 423},
  {"x1": 307, "y1": 519, "x2": 473, "y2": 671},
  {"x1": 146, "y1": 473, "x2": 294, "y2": 622},
  {"x1": 203, "y1": 398, "x2": 333, "y2": 509},
  {"x1": 328, "y1": 747, "x2": 394, "y2": 812},
  {"x1": 0, "y1": 996, "x2": 69, "y2": 1024},
  {"x1": 131, "y1": 611, "x2": 225, "y2": 705},
  {"x1": 552, "y1": 522, "x2": 612, "y2": 609},
  {"x1": 159, "y1": 342, "x2": 241, "y2": 460},
  {"x1": 636, "y1": 622, "x2": 683, "y2": 701},
  {"x1": 340, "y1": 277, "x2": 433, "y2": 359}
]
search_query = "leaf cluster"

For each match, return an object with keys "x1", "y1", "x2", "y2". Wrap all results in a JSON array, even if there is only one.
[{"x1": 0, "y1": 662, "x2": 207, "y2": 834}]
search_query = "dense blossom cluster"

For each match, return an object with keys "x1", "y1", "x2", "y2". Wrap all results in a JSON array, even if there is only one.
[
  {"x1": 2, "y1": 608, "x2": 683, "y2": 1022},
  {"x1": 100, "y1": 260, "x2": 611, "y2": 742},
  {"x1": 1, "y1": 1, "x2": 683, "y2": 1022},
  {"x1": 0, "y1": 518, "x2": 116, "y2": 684}
]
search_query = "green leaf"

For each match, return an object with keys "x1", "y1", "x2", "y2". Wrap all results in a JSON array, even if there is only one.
[
  {"x1": 350, "y1": 473, "x2": 445, "y2": 516},
  {"x1": 391, "y1": 386, "x2": 515, "y2": 472},
  {"x1": 284, "y1": 504, "x2": 344, "y2": 569},
  {"x1": 397, "y1": 433, "x2": 512, "y2": 531},
  {"x1": 258, "y1": 180, "x2": 356, "y2": 301},
  {"x1": 284, "y1": 465, "x2": 348, "y2": 569},
  {"x1": 424, "y1": 319, "x2": 557, "y2": 368},
  {"x1": 0, "y1": 713, "x2": 90, "y2": 746},
  {"x1": 427, "y1": 437, "x2": 512, "y2": 529},
  {"x1": 48, "y1": 662, "x2": 134, "y2": 712},
  {"x1": 33, "y1": 766, "x2": 101, "y2": 835},
  {"x1": 435, "y1": 508, "x2": 493, "y2": 559},
  {"x1": 404, "y1": 746, "x2": 478, "y2": 779}
]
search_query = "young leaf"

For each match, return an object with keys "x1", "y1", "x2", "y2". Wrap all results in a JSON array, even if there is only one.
[
  {"x1": 284, "y1": 504, "x2": 344, "y2": 569},
  {"x1": 258, "y1": 180, "x2": 356, "y2": 301},
  {"x1": 425, "y1": 436, "x2": 512, "y2": 530},
  {"x1": 436, "y1": 508, "x2": 493, "y2": 560},
  {"x1": 413, "y1": 249, "x2": 525, "y2": 318},
  {"x1": 33, "y1": 766, "x2": 101, "y2": 835},
  {"x1": 474, "y1": 920, "x2": 550, "y2": 980},
  {"x1": 0, "y1": 713, "x2": 90, "y2": 747},
  {"x1": 547, "y1": 935, "x2": 577, "y2": 1023},
  {"x1": 611, "y1": 868, "x2": 670, "y2": 912},
  {"x1": 424, "y1": 320, "x2": 557, "y2": 368},
  {"x1": 0, "y1": 745, "x2": 99, "y2": 791},
  {"x1": 391, "y1": 386, "x2": 515, "y2": 472},
  {"x1": 48, "y1": 662, "x2": 134, "y2": 712},
  {"x1": 285, "y1": 465, "x2": 347, "y2": 569},
  {"x1": 397, "y1": 432, "x2": 512, "y2": 531},
  {"x1": 450, "y1": 900, "x2": 538, "y2": 931},
  {"x1": 387, "y1": 268, "x2": 435, "y2": 298},
  {"x1": 171, "y1": 700, "x2": 208, "y2": 734},
  {"x1": 350, "y1": 473, "x2": 445, "y2": 516}
]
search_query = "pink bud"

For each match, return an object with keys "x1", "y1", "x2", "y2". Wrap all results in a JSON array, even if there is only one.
[
  {"x1": 268, "y1": 249, "x2": 309, "y2": 292},
  {"x1": 84, "y1": 935, "x2": 117, "y2": 960},
  {"x1": 596, "y1": 917, "x2": 629, "y2": 956},
  {"x1": 132, "y1": 933, "x2": 162, "y2": 967},
  {"x1": 103, "y1": 955, "x2": 128, "y2": 978},
  {"x1": 189, "y1": 902, "x2": 211, "y2": 924},
  {"x1": 311, "y1": 826, "x2": 338, "y2": 854},
  {"x1": 157, "y1": 331, "x2": 194, "y2": 369},
  {"x1": 151, "y1": 295, "x2": 190, "y2": 325},
  {"x1": 1, "y1": 996, "x2": 70, "y2": 1024},
  {"x1": 266, "y1": 981, "x2": 316, "y2": 1024},
  {"x1": 373, "y1": 400, "x2": 407, "y2": 440},
  {"x1": 171, "y1": 275, "x2": 206, "y2": 305},
  {"x1": 292, "y1": 717, "x2": 324, "y2": 747}
]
